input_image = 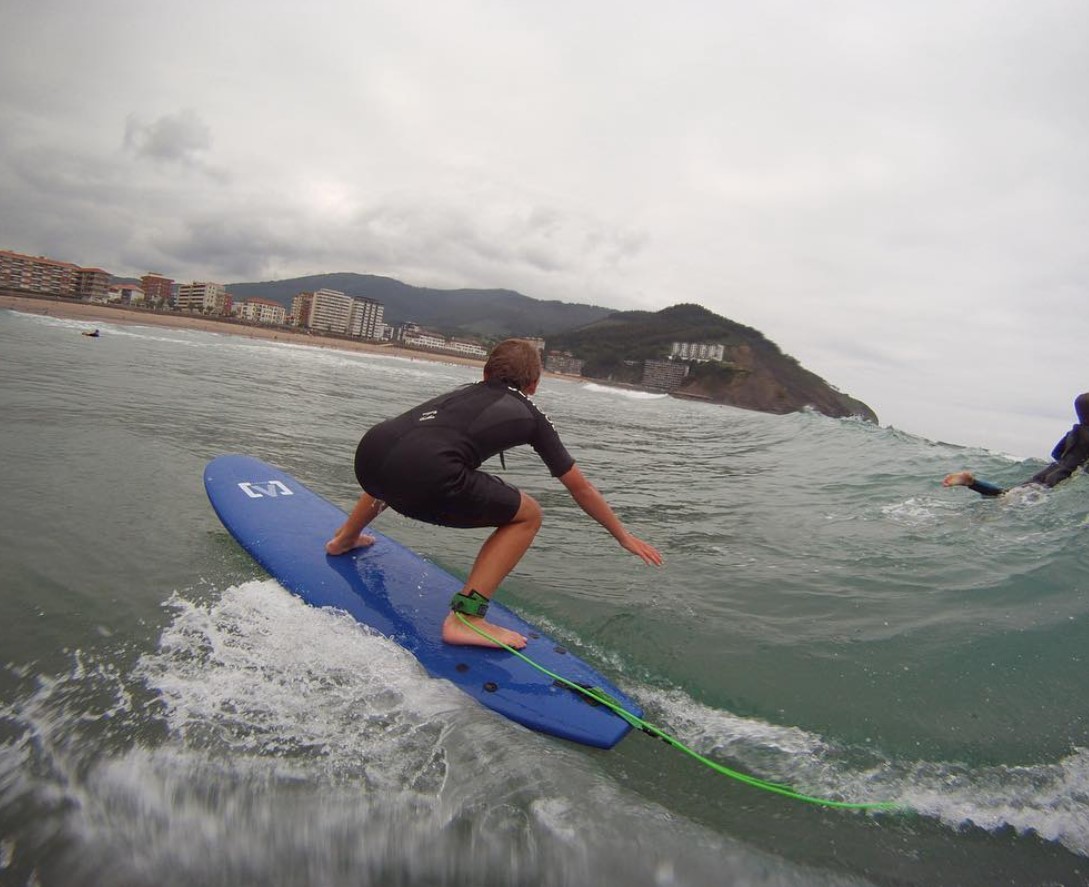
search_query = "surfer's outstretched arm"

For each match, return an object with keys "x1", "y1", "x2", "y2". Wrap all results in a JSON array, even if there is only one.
[
  {"x1": 942, "y1": 471, "x2": 1005, "y2": 497},
  {"x1": 943, "y1": 393, "x2": 1089, "y2": 500},
  {"x1": 326, "y1": 492, "x2": 386, "y2": 554},
  {"x1": 558, "y1": 465, "x2": 663, "y2": 566}
]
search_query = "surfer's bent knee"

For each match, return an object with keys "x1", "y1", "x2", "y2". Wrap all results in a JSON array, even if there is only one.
[{"x1": 513, "y1": 492, "x2": 542, "y2": 528}]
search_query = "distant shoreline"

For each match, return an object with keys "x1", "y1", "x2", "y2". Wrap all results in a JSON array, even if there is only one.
[{"x1": 0, "y1": 292, "x2": 508, "y2": 373}]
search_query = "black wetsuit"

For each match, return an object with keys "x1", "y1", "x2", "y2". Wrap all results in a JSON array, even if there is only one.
[
  {"x1": 354, "y1": 379, "x2": 575, "y2": 527},
  {"x1": 969, "y1": 423, "x2": 1089, "y2": 497}
]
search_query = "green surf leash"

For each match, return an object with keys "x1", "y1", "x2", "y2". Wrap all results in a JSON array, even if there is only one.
[{"x1": 455, "y1": 612, "x2": 902, "y2": 812}]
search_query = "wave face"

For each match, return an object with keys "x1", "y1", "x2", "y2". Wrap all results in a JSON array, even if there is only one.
[{"x1": 2, "y1": 308, "x2": 1088, "y2": 886}]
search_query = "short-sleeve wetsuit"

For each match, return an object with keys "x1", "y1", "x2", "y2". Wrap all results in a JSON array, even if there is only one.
[
  {"x1": 969, "y1": 424, "x2": 1089, "y2": 497},
  {"x1": 354, "y1": 379, "x2": 575, "y2": 528}
]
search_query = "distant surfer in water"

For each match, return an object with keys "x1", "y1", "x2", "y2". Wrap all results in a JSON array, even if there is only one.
[
  {"x1": 942, "y1": 393, "x2": 1089, "y2": 497},
  {"x1": 325, "y1": 338, "x2": 663, "y2": 649}
]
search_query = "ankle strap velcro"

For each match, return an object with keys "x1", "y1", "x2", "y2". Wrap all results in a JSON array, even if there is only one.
[{"x1": 450, "y1": 589, "x2": 489, "y2": 617}]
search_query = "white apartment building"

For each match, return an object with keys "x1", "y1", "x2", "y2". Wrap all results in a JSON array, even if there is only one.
[
  {"x1": 239, "y1": 298, "x2": 287, "y2": 326},
  {"x1": 446, "y1": 338, "x2": 488, "y2": 358},
  {"x1": 176, "y1": 281, "x2": 228, "y2": 313},
  {"x1": 292, "y1": 289, "x2": 386, "y2": 338},
  {"x1": 670, "y1": 341, "x2": 726, "y2": 362},
  {"x1": 348, "y1": 297, "x2": 384, "y2": 339},
  {"x1": 403, "y1": 329, "x2": 447, "y2": 349},
  {"x1": 306, "y1": 288, "x2": 354, "y2": 334},
  {"x1": 399, "y1": 327, "x2": 486, "y2": 357}
]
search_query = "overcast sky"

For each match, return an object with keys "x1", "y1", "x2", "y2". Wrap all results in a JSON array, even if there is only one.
[{"x1": 3, "y1": 1, "x2": 1087, "y2": 458}]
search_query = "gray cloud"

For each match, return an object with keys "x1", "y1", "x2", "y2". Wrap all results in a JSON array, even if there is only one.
[{"x1": 124, "y1": 109, "x2": 211, "y2": 164}]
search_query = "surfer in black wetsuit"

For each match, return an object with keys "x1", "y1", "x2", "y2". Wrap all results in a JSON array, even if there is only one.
[
  {"x1": 325, "y1": 339, "x2": 663, "y2": 649},
  {"x1": 942, "y1": 393, "x2": 1089, "y2": 497}
]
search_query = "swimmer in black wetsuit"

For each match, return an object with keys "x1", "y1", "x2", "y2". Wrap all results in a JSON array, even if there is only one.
[
  {"x1": 325, "y1": 339, "x2": 663, "y2": 649},
  {"x1": 942, "y1": 392, "x2": 1089, "y2": 497}
]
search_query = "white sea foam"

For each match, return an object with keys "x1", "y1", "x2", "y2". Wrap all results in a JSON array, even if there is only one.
[
  {"x1": 580, "y1": 382, "x2": 669, "y2": 401},
  {"x1": 898, "y1": 749, "x2": 1089, "y2": 855},
  {"x1": 880, "y1": 495, "x2": 959, "y2": 526},
  {"x1": 628, "y1": 680, "x2": 1089, "y2": 856},
  {"x1": 137, "y1": 580, "x2": 472, "y2": 783},
  {"x1": 1, "y1": 580, "x2": 845, "y2": 887}
]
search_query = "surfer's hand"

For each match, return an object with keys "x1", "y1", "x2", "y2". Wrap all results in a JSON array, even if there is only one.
[
  {"x1": 620, "y1": 533, "x2": 663, "y2": 566},
  {"x1": 942, "y1": 471, "x2": 975, "y2": 487}
]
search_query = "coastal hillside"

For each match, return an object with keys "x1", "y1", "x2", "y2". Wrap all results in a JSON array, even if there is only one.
[
  {"x1": 226, "y1": 273, "x2": 613, "y2": 338},
  {"x1": 550, "y1": 303, "x2": 878, "y2": 422},
  {"x1": 225, "y1": 274, "x2": 875, "y2": 422}
]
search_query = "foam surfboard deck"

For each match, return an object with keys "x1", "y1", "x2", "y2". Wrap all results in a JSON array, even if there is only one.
[{"x1": 203, "y1": 454, "x2": 640, "y2": 749}]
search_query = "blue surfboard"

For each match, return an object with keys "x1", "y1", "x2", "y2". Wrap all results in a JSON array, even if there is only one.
[{"x1": 203, "y1": 454, "x2": 641, "y2": 749}]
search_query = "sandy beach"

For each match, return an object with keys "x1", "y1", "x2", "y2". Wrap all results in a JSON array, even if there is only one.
[{"x1": 0, "y1": 292, "x2": 492, "y2": 370}]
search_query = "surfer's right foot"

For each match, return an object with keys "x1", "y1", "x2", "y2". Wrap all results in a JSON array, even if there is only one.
[{"x1": 442, "y1": 612, "x2": 527, "y2": 649}]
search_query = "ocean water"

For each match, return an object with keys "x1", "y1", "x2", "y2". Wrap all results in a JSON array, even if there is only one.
[{"x1": 2, "y1": 307, "x2": 1088, "y2": 887}]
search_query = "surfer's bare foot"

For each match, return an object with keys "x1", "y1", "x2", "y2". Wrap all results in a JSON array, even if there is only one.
[
  {"x1": 942, "y1": 471, "x2": 975, "y2": 487},
  {"x1": 324, "y1": 533, "x2": 376, "y2": 555},
  {"x1": 442, "y1": 612, "x2": 527, "y2": 649}
]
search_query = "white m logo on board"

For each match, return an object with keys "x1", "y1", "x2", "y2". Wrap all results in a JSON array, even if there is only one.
[{"x1": 238, "y1": 480, "x2": 294, "y2": 499}]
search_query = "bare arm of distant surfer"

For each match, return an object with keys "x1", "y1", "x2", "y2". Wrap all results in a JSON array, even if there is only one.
[
  {"x1": 558, "y1": 465, "x2": 664, "y2": 566},
  {"x1": 326, "y1": 493, "x2": 387, "y2": 554},
  {"x1": 941, "y1": 471, "x2": 1005, "y2": 497},
  {"x1": 942, "y1": 392, "x2": 1089, "y2": 499}
]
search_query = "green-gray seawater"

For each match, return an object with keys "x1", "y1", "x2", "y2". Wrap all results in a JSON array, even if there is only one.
[{"x1": 2, "y1": 308, "x2": 1088, "y2": 886}]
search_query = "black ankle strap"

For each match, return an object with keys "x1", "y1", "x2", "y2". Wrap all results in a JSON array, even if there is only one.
[{"x1": 450, "y1": 589, "x2": 489, "y2": 617}]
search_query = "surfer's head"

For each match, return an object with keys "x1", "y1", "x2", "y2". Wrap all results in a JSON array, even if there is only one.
[
  {"x1": 1075, "y1": 393, "x2": 1089, "y2": 424},
  {"x1": 484, "y1": 339, "x2": 542, "y2": 392}
]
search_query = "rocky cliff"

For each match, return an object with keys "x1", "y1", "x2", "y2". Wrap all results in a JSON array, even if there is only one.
[{"x1": 548, "y1": 303, "x2": 877, "y2": 423}]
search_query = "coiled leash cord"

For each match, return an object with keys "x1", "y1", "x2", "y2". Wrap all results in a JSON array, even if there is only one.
[{"x1": 455, "y1": 612, "x2": 901, "y2": 812}]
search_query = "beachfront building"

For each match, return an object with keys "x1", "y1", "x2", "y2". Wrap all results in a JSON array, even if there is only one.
[
  {"x1": 0, "y1": 249, "x2": 79, "y2": 297},
  {"x1": 305, "y1": 288, "x2": 353, "y2": 334},
  {"x1": 402, "y1": 327, "x2": 446, "y2": 350},
  {"x1": 108, "y1": 284, "x2": 145, "y2": 305},
  {"x1": 0, "y1": 249, "x2": 119, "y2": 300},
  {"x1": 396, "y1": 322, "x2": 486, "y2": 357},
  {"x1": 347, "y1": 297, "x2": 384, "y2": 340},
  {"x1": 545, "y1": 352, "x2": 584, "y2": 376},
  {"x1": 671, "y1": 341, "x2": 726, "y2": 363},
  {"x1": 75, "y1": 267, "x2": 110, "y2": 302},
  {"x1": 239, "y1": 297, "x2": 287, "y2": 326},
  {"x1": 289, "y1": 291, "x2": 313, "y2": 327},
  {"x1": 141, "y1": 273, "x2": 174, "y2": 307},
  {"x1": 176, "y1": 281, "x2": 230, "y2": 315},
  {"x1": 292, "y1": 289, "x2": 386, "y2": 339},
  {"x1": 642, "y1": 359, "x2": 689, "y2": 391},
  {"x1": 446, "y1": 338, "x2": 488, "y2": 359}
]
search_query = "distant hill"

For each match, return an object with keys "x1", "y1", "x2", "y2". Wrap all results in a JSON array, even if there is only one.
[
  {"x1": 550, "y1": 303, "x2": 878, "y2": 422},
  {"x1": 226, "y1": 273, "x2": 613, "y2": 338},
  {"x1": 224, "y1": 273, "x2": 875, "y2": 422}
]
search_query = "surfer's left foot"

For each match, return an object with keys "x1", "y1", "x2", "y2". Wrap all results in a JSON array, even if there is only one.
[
  {"x1": 325, "y1": 533, "x2": 376, "y2": 555},
  {"x1": 442, "y1": 612, "x2": 527, "y2": 649}
]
